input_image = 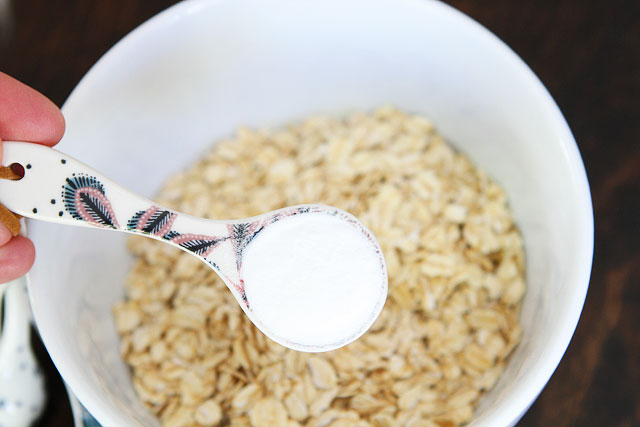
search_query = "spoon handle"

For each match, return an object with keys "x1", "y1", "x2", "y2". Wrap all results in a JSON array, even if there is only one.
[
  {"x1": 0, "y1": 141, "x2": 234, "y2": 270},
  {"x1": 0, "y1": 277, "x2": 32, "y2": 360},
  {"x1": 0, "y1": 277, "x2": 46, "y2": 425},
  {"x1": 0, "y1": 142, "x2": 357, "y2": 313},
  {"x1": 0, "y1": 141, "x2": 160, "y2": 229}
]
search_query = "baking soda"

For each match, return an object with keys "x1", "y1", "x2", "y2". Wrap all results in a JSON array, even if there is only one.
[{"x1": 242, "y1": 211, "x2": 387, "y2": 351}]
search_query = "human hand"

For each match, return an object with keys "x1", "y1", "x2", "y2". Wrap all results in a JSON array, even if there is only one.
[{"x1": 0, "y1": 71, "x2": 65, "y2": 283}]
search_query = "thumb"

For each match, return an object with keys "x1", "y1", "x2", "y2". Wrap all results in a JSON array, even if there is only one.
[{"x1": 0, "y1": 236, "x2": 35, "y2": 283}]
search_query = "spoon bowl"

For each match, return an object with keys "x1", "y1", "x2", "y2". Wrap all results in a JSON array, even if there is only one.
[{"x1": 0, "y1": 141, "x2": 388, "y2": 352}]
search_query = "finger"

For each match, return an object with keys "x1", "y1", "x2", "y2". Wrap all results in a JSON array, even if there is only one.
[
  {"x1": 0, "y1": 72, "x2": 65, "y2": 145},
  {"x1": 0, "y1": 236, "x2": 35, "y2": 283},
  {"x1": 0, "y1": 222, "x2": 11, "y2": 246}
]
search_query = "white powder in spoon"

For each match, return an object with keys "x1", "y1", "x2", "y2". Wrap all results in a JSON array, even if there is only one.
[{"x1": 241, "y1": 211, "x2": 387, "y2": 351}]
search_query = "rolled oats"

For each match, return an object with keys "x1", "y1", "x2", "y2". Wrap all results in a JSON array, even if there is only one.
[
  {"x1": 195, "y1": 400, "x2": 223, "y2": 427},
  {"x1": 115, "y1": 108, "x2": 526, "y2": 426},
  {"x1": 249, "y1": 398, "x2": 288, "y2": 427}
]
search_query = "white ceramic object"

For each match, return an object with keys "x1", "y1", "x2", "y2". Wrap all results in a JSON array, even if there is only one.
[
  {"x1": 0, "y1": 142, "x2": 387, "y2": 353},
  {"x1": 0, "y1": 276, "x2": 45, "y2": 427},
  {"x1": 22, "y1": 0, "x2": 593, "y2": 425},
  {"x1": 67, "y1": 384, "x2": 100, "y2": 427}
]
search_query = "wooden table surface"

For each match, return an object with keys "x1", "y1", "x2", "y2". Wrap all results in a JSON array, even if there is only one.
[{"x1": 1, "y1": 1, "x2": 638, "y2": 426}]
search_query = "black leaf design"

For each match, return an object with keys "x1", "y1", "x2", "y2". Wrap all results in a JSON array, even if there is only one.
[
  {"x1": 179, "y1": 238, "x2": 226, "y2": 256},
  {"x1": 143, "y1": 210, "x2": 172, "y2": 234},
  {"x1": 62, "y1": 175, "x2": 118, "y2": 228},
  {"x1": 127, "y1": 211, "x2": 143, "y2": 230},
  {"x1": 163, "y1": 230, "x2": 181, "y2": 241},
  {"x1": 79, "y1": 193, "x2": 115, "y2": 226}
]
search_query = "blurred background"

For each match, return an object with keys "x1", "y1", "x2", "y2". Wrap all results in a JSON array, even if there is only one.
[{"x1": 0, "y1": 0, "x2": 638, "y2": 425}]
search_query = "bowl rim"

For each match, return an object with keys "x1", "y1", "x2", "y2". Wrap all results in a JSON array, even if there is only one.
[{"x1": 28, "y1": 0, "x2": 594, "y2": 425}]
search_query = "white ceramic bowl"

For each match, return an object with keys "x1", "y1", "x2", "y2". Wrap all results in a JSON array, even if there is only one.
[{"x1": 27, "y1": 0, "x2": 593, "y2": 425}]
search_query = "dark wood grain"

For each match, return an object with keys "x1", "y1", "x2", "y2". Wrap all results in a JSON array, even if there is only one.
[{"x1": 1, "y1": 1, "x2": 638, "y2": 426}]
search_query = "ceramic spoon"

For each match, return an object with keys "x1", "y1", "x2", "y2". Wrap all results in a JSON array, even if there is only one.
[
  {"x1": 0, "y1": 141, "x2": 387, "y2": 352},
  {"x1": 0, "y1": 276, "x2": 46, "y2": 427}
]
